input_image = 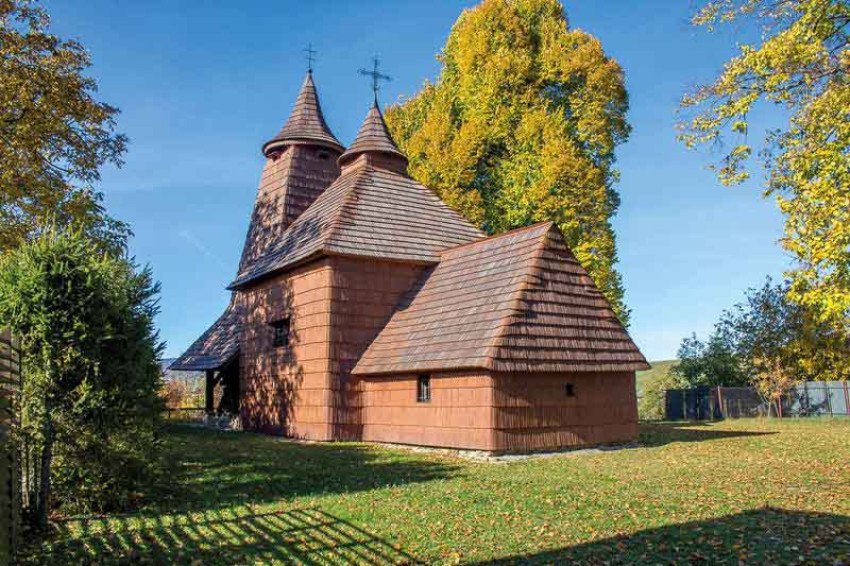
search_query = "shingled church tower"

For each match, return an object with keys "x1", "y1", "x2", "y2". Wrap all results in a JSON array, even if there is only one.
[
  {"x1": 170, "y1": 71, "x2": 344, "y2": 417},
  {"x1": 240, "y1": 71, "x2": 345, "y2": 270}
]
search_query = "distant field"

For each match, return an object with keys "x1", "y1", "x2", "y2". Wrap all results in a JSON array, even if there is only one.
[{"x1": 636, "y1": 359, "x2": 677, "y2": 395}]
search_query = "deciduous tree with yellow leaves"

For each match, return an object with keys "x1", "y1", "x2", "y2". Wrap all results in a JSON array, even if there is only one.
[
  {"x1": 679, "y1": 0, "x2": 850, "y2": 336},
  {"x1": 386, "y1": 0, "x2": 631, "y2": 322}
]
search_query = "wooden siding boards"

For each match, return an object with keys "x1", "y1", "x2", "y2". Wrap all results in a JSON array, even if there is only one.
[
  {"x1": 358, "y1": 372, "x2": 496, "y2": 451},
  {"x1": 239, "y1": 259, "x2": 335, "y2": 439},
  {"x1": 353, "y1": 222, "x2": 650, "y2": 376},
  {"x1": 238, "y1": 144, "x2": 342, "y2": 273},
  {"x1": 230, "y1": 159, "x2": 484, "y2": 289},
  {"x1": 325, "y1": 257, "x2": 427, "y2": 440},
  {"x1": 490, "y1": 372, "x2": 638, "y2": 451},
  {"x1": 170, "y1": 298, "x2": 242, "y2": 371}
]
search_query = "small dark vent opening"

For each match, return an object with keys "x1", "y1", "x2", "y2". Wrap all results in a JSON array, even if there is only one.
[
  {"x1": 270, "y1": 317, "x2": 290, "y2": 348},
  {"x1": 417, "y1": 374, "x2": 431, "y2": 403}
]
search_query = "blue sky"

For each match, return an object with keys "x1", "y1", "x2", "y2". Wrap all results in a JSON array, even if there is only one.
[{"x1": 44, "y1": 0, "x2": 791, "y2": 361}]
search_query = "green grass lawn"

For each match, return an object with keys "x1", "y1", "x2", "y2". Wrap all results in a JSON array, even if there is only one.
[{"x1": 24, "y1": 419, "x2": 850, "y2": 564}]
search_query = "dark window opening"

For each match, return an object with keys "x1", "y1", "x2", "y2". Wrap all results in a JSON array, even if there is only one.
[
  {"x1": 317, "y1": 150, "x2": 330, "y2": 160},
  {"x1": 565, "y1": 383, "x2": 575, "y2": 397},
  {"x1": 417, "y1": 374, "x2": 431, "y2": 403},
  {"x1": 270, "y1": 318, "x2": 290, "y2": 348}
]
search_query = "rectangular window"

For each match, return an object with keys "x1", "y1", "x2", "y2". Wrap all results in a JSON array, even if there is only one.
[
  {"x1": 270, "y1": 318, "x2": 290, "y2": 348},
  {"x1": 417, "y1": 374, "x2": 431, "y2": 403},
  {"x1": 565, "y1": 383, "x2": 575, "y2": 397}
]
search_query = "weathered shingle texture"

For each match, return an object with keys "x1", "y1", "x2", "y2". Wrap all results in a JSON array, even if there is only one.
[
  {"x1": 170, "y1": 298, "x2": 242, "y2": 371},
  {"x1": 230, "y1": 160, "x2": 484, "y2": 288},
  {"x1": 338, "y1": 103, "x2": 407, "y2": 166},
  {"x1": 262, "y1": 72, "x2": 344, "y2": 155},
  {"x1": 352, "y1": 222, "x2": 649, "y2": 375}
]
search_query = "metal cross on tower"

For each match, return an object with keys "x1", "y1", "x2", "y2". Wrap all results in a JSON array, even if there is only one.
[
  {"x1": 358, "y1": 56, "x2": 391, "y2": 101},
  {"x1": 304, "y1": 43, "x2": 317, "y2": 73}
]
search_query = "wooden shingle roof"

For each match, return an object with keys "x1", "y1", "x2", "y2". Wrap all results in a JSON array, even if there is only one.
[
  {"x1": 262, "y1": 72, "x2": 344, "y2": 156},
  {"x1": 352, "y1": 222, "x2": 649, "y2": 375},
  {"x1": 230, "y1": 156, "x2": 484, "y2": 289},
  {"x1": 170, "y1": 298, "x2": 242, "y2": 371},
  {"x1": 338, "y1": 103, "x2": 407, "y2": 167}
]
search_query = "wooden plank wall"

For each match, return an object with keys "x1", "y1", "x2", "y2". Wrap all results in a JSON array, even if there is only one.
[
  {"x1": 0, "y1": 330, "x2": 20, "y2": 563},
  {"x1": 239, "y1": 145, "x2": 340, "y2": 272},
  {"x1": 238, "y1": 259, "x2": 335, "y2": 439},
  {"x1": 359, "y1": 372, "x2": 496, "y2": 450},
  {"x1": 326, "y1": 257, "x2": 426, "y2": 440},
  {"x1": 491, "y1": 371, "x2": 638, "y2": 451}
]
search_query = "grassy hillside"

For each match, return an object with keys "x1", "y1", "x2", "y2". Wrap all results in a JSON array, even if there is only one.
[{"x1": 636, "y1": 359, "x2": 677, "y2": 396}]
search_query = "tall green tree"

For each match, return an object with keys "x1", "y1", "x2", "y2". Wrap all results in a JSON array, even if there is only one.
[
  {"x1": 678, "y1": 0, "x2": 850, "y2": 335},
  {"x1": 673, "y1": 278, "x2": 850, "y2": 407},
  {"x1": 386, "y1": 0, "x2": 631, "y2": 322},
  {"x1": 0, "y1": 0, "x2": 129, "y2": 254},
  {"x1": 0, "y1": 230, "x2": 164, "y2": 526}
]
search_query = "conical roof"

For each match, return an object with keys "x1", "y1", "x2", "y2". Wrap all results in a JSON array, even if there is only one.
[
  {"x1": 338, "y1": 102, "x2": 407, "y2": 167},
  {"x1": 262, "y1": 71, "x2": 344, "y2": 156}
]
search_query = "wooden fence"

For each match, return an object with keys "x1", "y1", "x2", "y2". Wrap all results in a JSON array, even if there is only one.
[{"x1": 0, "y1": 330, "x2": 20, "y2": 563}]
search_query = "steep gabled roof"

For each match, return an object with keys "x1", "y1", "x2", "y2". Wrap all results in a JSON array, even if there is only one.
[
  {"x1": 170, "y1": 299, "x2": 242, "y2": 371},
  {"x1": 352, "y1": 222, "x2": 649, "y2": 375},
  {"x1": 230, "y1": 160, "x2": 484, "y2": 289},
  {"x1": 262, "y1": 71, "x2": 344, "y2": 155}
]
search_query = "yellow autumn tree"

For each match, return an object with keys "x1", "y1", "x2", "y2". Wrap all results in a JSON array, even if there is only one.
[
  {"x1": 679, "y1": 0, "x2": 850, "y2": 336},
  {"x1": 385, "y1": 0, "x2": 631, "y2": 322}
]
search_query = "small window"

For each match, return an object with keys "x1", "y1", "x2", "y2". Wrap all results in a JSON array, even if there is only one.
[
  {"x1": 317, "y1": 150, "x2": 330, "y2": 161},
  {"x1": 565, "y1": 383, "x2": 575, "y2": 397},
  {"x1": 270, "y1": 318, "x2": 290, "y2": 348},
  {"x1": 417, "y1": 374, "x2": 431, "y2": 403}
]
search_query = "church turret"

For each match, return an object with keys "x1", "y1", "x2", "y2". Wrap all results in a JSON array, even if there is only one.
[
  {"x1": 261, "y1": 71, "x2": 344, "y2": 157},
  {"x1": 337, "y1": 101, "x2": 408, "y2": 174},
  {"x1": 239, "y1": 70, "x2": 344, "y2": 273}
]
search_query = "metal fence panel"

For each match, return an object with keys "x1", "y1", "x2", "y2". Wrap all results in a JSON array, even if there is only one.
[{"x1": 665, "y1": 381, "x2": 849, "y2": 420}]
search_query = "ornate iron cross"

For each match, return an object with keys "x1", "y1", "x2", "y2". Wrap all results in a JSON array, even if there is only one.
[{"x1": 358, "y1": 56, "x2": 391, "y2": 100}]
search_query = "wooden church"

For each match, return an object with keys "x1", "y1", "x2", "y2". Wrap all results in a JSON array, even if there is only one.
[{"x1": 172, "y1": 68, "x2": 649, "y2": 453}]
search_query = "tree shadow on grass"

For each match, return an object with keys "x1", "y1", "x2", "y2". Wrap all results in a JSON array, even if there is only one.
[
  {"x1": 477, "y1": 507, "x2": 850, "y2": 565},
  {"x1": 39, "y1": 507, "x2": 422, "y2": 565},
  {"x1": 639, "y1": 422, "x2": 777, "y2": 447},
  {"x1": 152, "y1": 424, "x2": 460, "y2": 514}
]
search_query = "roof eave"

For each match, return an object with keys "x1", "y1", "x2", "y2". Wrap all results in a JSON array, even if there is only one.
[
  {"x1": 168, "y1": 350, "x2": 239, "y2": 372},
  {"x1": 262, "y1": 136, "x2": 345, "y2": 157}
]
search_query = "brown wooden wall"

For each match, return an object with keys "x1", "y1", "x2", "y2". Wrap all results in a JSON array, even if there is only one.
[
  {"x1": 239, "y1": 144, "x2": 341, "y2": 273},
  {"x1": 238, "y1": 256, "x2": 424, "y2": 440},
  {"x1": 490, "y1": 371, "x2": 638, "y2": 452},
  {"x1": 238, "y1": 259, "x2": 334, "y2": 439},
  {"x1": 356, "y1": 370, "x2": 637, "y2": 453},
  {"x1": 357, "y1": 372, "x2": 496, "y2": 450},
  {"x1": 325, "y1": 257, "x2": 426, "y2": 440}
]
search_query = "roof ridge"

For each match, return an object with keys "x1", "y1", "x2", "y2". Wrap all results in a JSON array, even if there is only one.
[
  {"x1": 482, "y1": 224, "x2": 552, "y2": 369},
  {"x1": 441, "y1": 221, "x2": 554, "y2": 257}
]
